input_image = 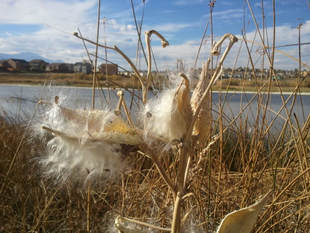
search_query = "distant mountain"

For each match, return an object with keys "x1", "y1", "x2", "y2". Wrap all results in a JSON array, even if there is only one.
[{"x1": 0, "y1": 52, "x2": 63, "y2": 63}]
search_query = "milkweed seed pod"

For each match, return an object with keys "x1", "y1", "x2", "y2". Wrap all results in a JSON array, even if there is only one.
[
  {"x1": 216, "y1": 191, "x2": 271, "y2": 233},
  {"x1": 143, "y1": 74, "x2": 192, "y2": 142},
  {"x1": 191, "y1": 59, "x2": 212, "y2": 145},
  {"x1": 39, "y1": 103, "x2": 142, "y2": 183}
]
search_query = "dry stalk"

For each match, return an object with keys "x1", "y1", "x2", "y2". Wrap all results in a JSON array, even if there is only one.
[
  {"x1": 170, "y1": 33, "x2": 238, "y2": 233},
  {"x1": 116, "y1": 91, "x2": 135, "y2": 128},
  {"x1": 144, "y1": 30, "x2": 169, "y2": 104},
  {"x1": 189, "y1": 34, "x2": 238, "y2": 141},
  {"x1": 115, "y1": 91, "x2": 124, "y2": 116},
  {"x1": 115, "y1": 216, "x2": 171, "y2": 232},
  {"x1": 74, "y1": 31, "x2": 170, "y2": 105},
  {"x1": 137, "y1": 150, "x2": 176, "y2": 194},
  {"x1": 73, "y1": 33, "x2": 145, "y2": 95},
  {"x1": 91, "y1": 0, "x2": 101, "y2": 110},
  {"x1": 0, "y1": 103, "x2": 39, "y2": 195}
]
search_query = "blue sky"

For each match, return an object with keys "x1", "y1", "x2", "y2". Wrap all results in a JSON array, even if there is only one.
[{"x1": 0, "y1": 0, "x2": 310, "y2": 70}]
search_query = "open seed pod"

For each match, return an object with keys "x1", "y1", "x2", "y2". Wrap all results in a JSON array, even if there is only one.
[
  {"x1": 143, "y1": 73, "x2": 192, "y2": 142},
  {"x1": 216, "y1": 191, "x2": 271, "y2": 233}
]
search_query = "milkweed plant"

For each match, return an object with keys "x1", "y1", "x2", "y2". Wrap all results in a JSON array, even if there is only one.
[{"x1": 35, "y1": 30, "x2": 271, "y2": 233}]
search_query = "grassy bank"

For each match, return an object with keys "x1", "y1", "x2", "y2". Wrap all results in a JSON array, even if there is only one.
[
  {"x1": 1, "y1": 72, "x2": 310, "y2": 92},
  {"x1": 214, "y1": 78, "x2": 310, "y2": 93},
  {"x1": 0, "y1": 72, "x2": 142, "y2": 89}
]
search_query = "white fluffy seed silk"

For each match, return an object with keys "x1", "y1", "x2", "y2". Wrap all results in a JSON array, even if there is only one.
[
  {"x1": 37, "y1": 101, "x2": 142, "y2": 183},
  {"x1": 143, "y1": 76, "x2": 192, "y2": 143},
  {"x1": 143, "y1": 88, "x2": 186, "y2": 142}
]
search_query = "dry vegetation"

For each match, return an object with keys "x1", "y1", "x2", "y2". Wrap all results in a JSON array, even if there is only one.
[
  {"x1": 0, "y1": 72, "x2": 143, "y2": 89},
  {"x1": 1, "y1": 1, "x2": 310, "y2": 232},
  {"x1": 214, "y1": 78, "x2": 310, "y2": 93},
  {"x1": 0, "y1": 91, "x2": 310, "y2": 232}
]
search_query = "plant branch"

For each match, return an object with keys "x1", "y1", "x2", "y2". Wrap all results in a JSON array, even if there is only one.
[{"x1": 144, "y1": 30, "x2": 169, "y2": 104}]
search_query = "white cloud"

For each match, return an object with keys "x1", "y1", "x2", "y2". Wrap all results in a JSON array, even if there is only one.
[
  {"x1": 0, "y1": 0, "x2": 308, "y2": 70},
  {"x1": 0, "y1": 0, "x2": 96, "y2": 30},
  {"x1": 142, "y1": 21, "x2": 310, "y2": 71}
]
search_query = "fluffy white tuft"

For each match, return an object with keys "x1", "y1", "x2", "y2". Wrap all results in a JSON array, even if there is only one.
[
  {"x1": 35, "y1": 100, "x2": 132, "y2": 184},
  {"x1": 143, "y1": 87, "x2": 187, "y2": 142}
]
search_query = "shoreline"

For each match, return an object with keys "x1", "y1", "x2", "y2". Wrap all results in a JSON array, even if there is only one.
[
  {"x1": 212, "y1": 90, "x2": 310, "y2": 95},
  {"x1": 1, "y1": 83, "x2": 310, "y2": 95}
]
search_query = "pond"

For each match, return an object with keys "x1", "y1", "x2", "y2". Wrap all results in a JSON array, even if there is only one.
[{"x1": 0, "y1": 84, "x2": 309, "y2": 133}]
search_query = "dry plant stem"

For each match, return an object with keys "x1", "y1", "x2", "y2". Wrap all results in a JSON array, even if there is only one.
[
  {"x1": 257, "y1": 167, "x2": 310, "y2": 232},
  {"x1": 171, "y1": 193, "x2": 182, "y2": 233},
  {"x1": 137, "y1": 151, "x2": 176, "y2": 194},
  {"x1": 130, "y1": 0, "x2": 148, "y2": 65},
  {"x1": 92, "y1": 0, "x2": 101, "y2": 110},
  {"x1": 245, "y1": 0, "x2": 273, "y2": 67},
  {"x1": 189, "y1": 34, "x2": 238, "y2": 138},
  {"x1": 116, "y1": 216, "x2": 171, "y2": 232},
  {"x1": 115, "y1": 91, "x2": 124, "y2": 116},
  {"x1": 170, "y1": 34, "x2": 238, "y2": 233},
  {"x1": 259, "y1": 0, "x2": 276, "y2": 143},
  {"x1": 113, "y1": 45, "x2": 144, "y2": 88},
  {"x1": 31, "y1": 186, "x2": 61, "y2": 232},
  {"x1": 194, "y1": 21, "x2": 209, "y2": 69},
  {"x1": 87, "y1": 183, "x2": 91, "y2": 233},
  {"x1": 121, "y1": 99, "x2": 135, "y2": 128},
  {"x1": 259, "y1": 202, "x2": 310, "y2": 233},
  {"x1": 144, "y1": 30, "x2": 169, "y2": 104},
  {"x1": 73, "y1": 33, "x2": 145, "y2": 93},
  {"x1": 78, "y1": 28, "x2": 93, "y2": 65},
  {"x1": 0, "y1": 103, "x2": 38, "y2": 195},
  {"x1": 242, "y1": 38, "x2": 310, "y2": 69},
  {"x1": 116, "y1": 90, "x2": 135, "y2": 128}
]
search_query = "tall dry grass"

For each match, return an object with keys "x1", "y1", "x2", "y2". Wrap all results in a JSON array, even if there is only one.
[
  {"x1": 1, "y1": 1, "x2": 310, "y2": 232},
  {"x1": 0, "y1": 95, "x2": 309, "y2": 232}
]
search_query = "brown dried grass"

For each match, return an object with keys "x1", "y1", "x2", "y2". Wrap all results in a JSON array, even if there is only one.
[{"x1": 0, "y1": 97, "x2": 309, "y2": 232}]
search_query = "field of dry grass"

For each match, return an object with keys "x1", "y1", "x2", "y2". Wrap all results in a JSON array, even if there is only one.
[
  {"x1": 0, "y1": 89, "x2": 309, "y2": 232},
  {"x1": 1, "y1": 0, "x2": 310, "y2": 232},
  {"x1": 0, "y1": 72, "x2": 142, "y2": 89}
]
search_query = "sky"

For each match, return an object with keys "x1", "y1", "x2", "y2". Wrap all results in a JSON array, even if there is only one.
[{"x1": 0, "y1": 0, "x2": 310, "y2": 71}]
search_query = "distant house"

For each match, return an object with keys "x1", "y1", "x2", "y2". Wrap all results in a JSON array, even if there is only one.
[
  {"x1": 29, "y1": 59, "x2": 48, "y2": 72},
  {"x1": 99, "y1": 63, "x2": 118, "y2": 75},
  {"x1": 0, "y1": 60, "x2": 10, "y2": 72},
  {"x1": 74, "y1": 62, "x2": 92, "y2": 74},
  {"x1": 46, "y1": 63, "x2": 74, "y2": 73},
  {"x1": 7, "y1": 59, "x2": 28, "y2": 72},
  {"x1": 63, "y1": 63, "x2": 74, "y2": 73}
]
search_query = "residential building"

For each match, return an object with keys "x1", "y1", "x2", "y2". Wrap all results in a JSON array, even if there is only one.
[
  {"x1": 29, "y1": 59, "x2": 48, "y2": 72},
  {"x1": 74, "y1": 62, "x2": 92, "y2": 74},
  {"x1": 99, "y1": 63, "x2": 118, "y2": 75},
  {"x1": 46, "y1": 63, "x2": 73, "y2": 73},
  {"x1": 7, "y1": 59, "x2": 28, "y2": 72},
  {"x1": 0, "y1": 60, "x2": 10, "y2": 72}
]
